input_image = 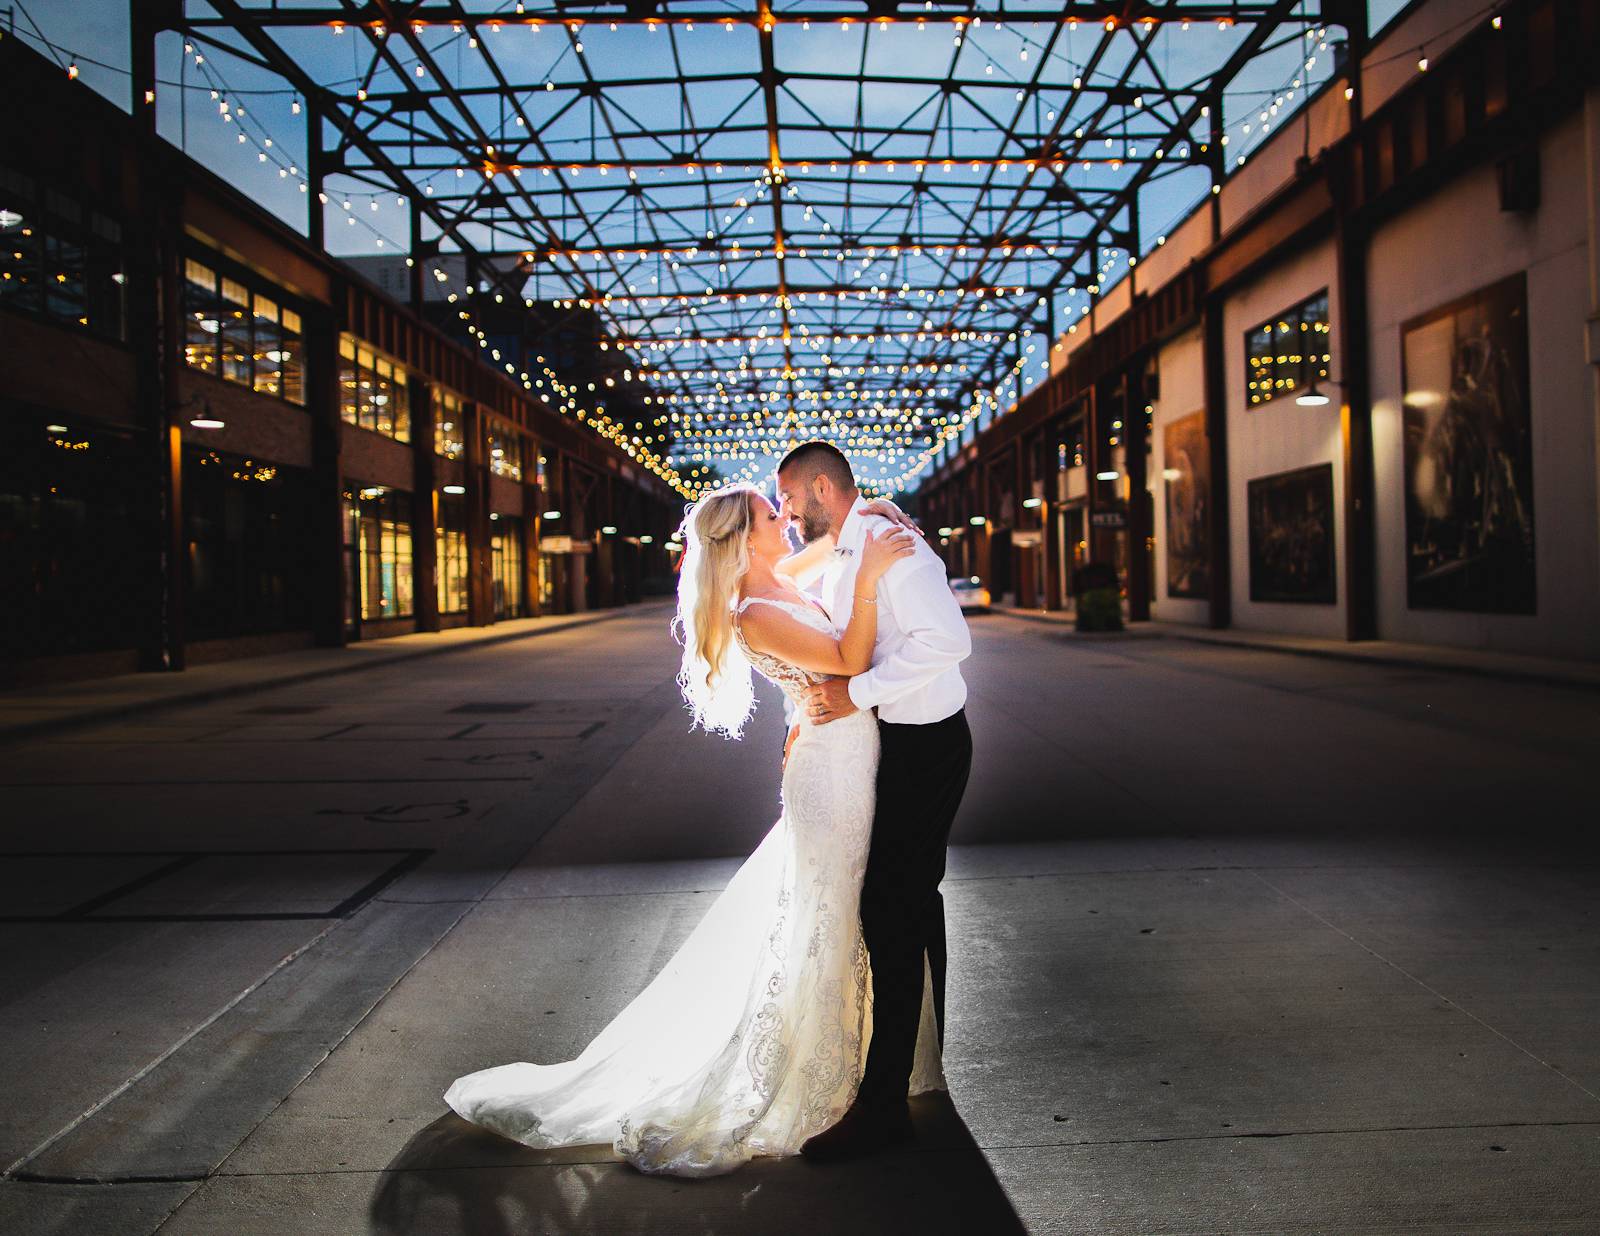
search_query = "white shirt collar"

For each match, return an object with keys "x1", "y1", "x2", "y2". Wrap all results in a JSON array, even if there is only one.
[{"x1": 834, "y1": 496, "x2": 871, "y2": 553}]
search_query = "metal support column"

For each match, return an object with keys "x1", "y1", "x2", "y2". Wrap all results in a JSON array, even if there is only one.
[
  {"x1": 306, "y1": 295, "x2": 348, "y2": 647},
  {"x1": 1201, "y1": 295, "x2": 1232, "y2": 629},
  {"x1": 130, "y1": 1, "x2": 184, "y2": 672},
  {"x1": 1125, "y1": 363, "x2": 1152, "y2": 623},
  {"x1": 412, "y1": 376, "x2": 440, "y2": 633}
]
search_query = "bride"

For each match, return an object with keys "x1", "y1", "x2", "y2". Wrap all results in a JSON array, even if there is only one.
[{"x1": 444, "y1": 483, "x2": 946, "y2": 1177}]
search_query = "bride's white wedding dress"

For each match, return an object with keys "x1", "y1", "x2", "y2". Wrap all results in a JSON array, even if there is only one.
[{"x1": 444, "y1": 595, "x2": 945, "y2": 1177}]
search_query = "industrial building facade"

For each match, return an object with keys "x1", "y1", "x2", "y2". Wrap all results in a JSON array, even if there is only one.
[
  {"x1": 2, "y1": 37, "x2": 681, "y2": 687},
  {"x1": 917, "y1": 0, "x2": 1600, "y2": 661}
]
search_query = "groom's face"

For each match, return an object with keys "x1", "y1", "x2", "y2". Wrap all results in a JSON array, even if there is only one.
[{"x1": 775, "y1": 470, "x2": 831, "y2": 545}]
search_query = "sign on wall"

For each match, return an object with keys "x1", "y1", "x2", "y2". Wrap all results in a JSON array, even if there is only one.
[
  {"x1": 1162, "y1": 411, "x2": 1210, "y2": 599},
  {"x1": 1247, "y1": 463, "x2": 1336, "y2": 604},
  {"x1": 1401, "y1": 272, "x2": 1536, "y2": 613}
]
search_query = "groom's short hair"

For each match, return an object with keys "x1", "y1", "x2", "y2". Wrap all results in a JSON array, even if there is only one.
[{"x1": 776, "y1": 441, "x2": 856, "y2": 493}]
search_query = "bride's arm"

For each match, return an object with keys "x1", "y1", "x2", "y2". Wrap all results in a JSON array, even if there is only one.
[
  {"x1": 775, "y1": 532, "x2": 837, "y2": 589},
  {"x1": 740, "y1": 530, "x2": 913, "y2": 676},
  {"x1": 776, "y1": 498, "x2": 921, "y2": 586}
]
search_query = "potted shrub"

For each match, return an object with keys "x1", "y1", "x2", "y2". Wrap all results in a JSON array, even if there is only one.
[{"x1": 1072, "y1": 562, "x2": 1124, "y2": 632}]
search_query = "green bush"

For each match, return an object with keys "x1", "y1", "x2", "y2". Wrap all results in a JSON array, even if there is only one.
[{"x1": 1076, "y1": 586, "x2": 1124, "y2": 632}]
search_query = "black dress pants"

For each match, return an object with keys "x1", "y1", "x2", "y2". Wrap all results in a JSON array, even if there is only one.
[{"x1": 856, "y1": 707, "x2": 973, "y2": 1107}]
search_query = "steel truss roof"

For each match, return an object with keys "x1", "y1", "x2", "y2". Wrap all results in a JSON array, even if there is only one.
[{"x1": 178, "y1": 0, "x2": 1339, "y2": 495}]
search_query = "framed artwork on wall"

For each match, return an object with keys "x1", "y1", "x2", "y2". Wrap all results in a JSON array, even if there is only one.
[
  {"x1": 1247, "y1": 463, "x2": 1336, "y2": 604},
  {"x1": 1162, "y1": 411, "x2": 1210, "y2": 599},
  {"x1": 1401, "y1": 272, "x2": 1536, "y2": 613}
]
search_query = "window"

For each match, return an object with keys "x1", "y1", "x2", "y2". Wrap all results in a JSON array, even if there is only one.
[
  {"x1": 184, "y1": 447, "x2": 314, "y2": 640},
  {"x1": 491, "y1": 517, "x2": 524, "y2": 618},
  {"x1": 1056, "y1": 414, "x2": 1086, "y2": 469},
  {"x1": 1245, "y1": 290, "x2": 1331, "y2": 408},
  {"x1": 339, "y1": 335, "x2": 411, "y2": 442},
  {"x1": 435, "y1": 389, "x2": 465, "y2": 459},
  {"x1": 252, "y1": 294, "x2": 283, "y2": 397},
  {"x1": 436, "y1": 490, "x2": 469, "y2": 614},
  {"x1": 0, "y1": 417, "x2": 145, "y2": 657},
  {"x1": 184, "y1": 258, "x2": 222, "y2": 374},
  {"x1": 486, "y1": 423, "x2": 523, "y2": 479},
  {"x1": 344, "y1": 486, "x2": 414, "y2": 620},
  {"x1": 279, "y1": 308, "x2": 305, "y2": 404},
  {"x1": 0, "y1": 167, "x2": 125, "y2": 338},
  {"x1": 182, "y1": 254, "x2": 306, "y2": 404},
  {"x1": 219, "y1": 276, "x2": 251, "y2": 386}
]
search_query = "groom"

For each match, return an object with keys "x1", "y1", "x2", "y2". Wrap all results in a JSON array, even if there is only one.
[{"x1": 774, "y1": 441, "x2": 974, "y2": 1162}]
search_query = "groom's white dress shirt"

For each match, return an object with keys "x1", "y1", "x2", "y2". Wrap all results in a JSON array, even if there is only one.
[{"x1": 820, "y1": 498, "x2": 972, "y2": 725}]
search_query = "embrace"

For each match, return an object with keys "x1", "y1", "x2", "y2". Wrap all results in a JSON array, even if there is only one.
[{"x1": 445, "y1": 441, "x2": 975, "y2": 1177}]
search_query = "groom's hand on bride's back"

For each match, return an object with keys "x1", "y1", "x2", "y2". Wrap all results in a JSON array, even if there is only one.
[{"x1": 803, "y1": 678, "x2": 858, "y2": 725}]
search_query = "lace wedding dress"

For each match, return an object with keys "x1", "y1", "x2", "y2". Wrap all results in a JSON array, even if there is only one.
[{"x1": 444, "y1": 595, "x2": 945, "y2": 1177}]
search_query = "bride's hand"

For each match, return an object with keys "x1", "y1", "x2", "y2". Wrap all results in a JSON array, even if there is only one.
[
  {"x1": 858, "y1": 527, "x2": 917, "y2": 586},
  {"x1": 861, "y1": 497, "x2": 924, "y2": 537}
]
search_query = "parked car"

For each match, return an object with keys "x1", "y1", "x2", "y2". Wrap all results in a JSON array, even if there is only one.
[{"x1": 949, "y1": 577, "x2": 992, "y2": 612}]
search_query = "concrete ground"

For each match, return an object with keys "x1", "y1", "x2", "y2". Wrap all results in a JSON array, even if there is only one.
[{"x1": 2, "y1": 609, "x2": 1597, "y2": 1235}]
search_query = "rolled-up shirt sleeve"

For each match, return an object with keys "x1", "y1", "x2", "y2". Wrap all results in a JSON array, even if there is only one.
[{"x1": 846, "y1": 556, "x2": 972, "y2": 712}]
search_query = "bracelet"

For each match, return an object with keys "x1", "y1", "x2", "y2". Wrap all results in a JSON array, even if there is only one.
[{"x1": 854, "y1": 594, "x2": 878, "y2": 606}]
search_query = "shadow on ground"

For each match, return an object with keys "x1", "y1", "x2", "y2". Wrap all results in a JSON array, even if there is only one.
[{"x1": 368, "y1": 1094, "x2": 1025, "y2": 1236}]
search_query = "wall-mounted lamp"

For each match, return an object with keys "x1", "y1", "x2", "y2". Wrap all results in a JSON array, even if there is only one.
[
  {"x1": 639, "y1": 535, "x2": 654, "y2": 545},
  {"x1": 1295, "y1": 380, "x2": 1332, "y2": 407},
  {"x1": 542, "y1": 509, "x2": 562, "y2": 520},
  {"x1": 937, "y1": 526, "x2": 955, "y2": 536},
  {"x1": 442, "y1": 484, "x2": 466, "y2": 495},
  {"x1": 968, "y1": 515, "x2": 987, "y2": 526},
  {"x1": 1096, "y1": 470, "x2": 1120, "y2": 481},
  {"x1": 601, "y1": 525, "x2": 618, "y2": 535},
  {"x1": 182, "y1": 395, "x2": 224, "y2": 430},
  {"x1": 1022, "y1": 497, "x2": 1044, "y2": 509}
]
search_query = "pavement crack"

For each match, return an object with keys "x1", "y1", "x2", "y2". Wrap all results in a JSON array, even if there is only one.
[{"x1": 976, "y1": 1117, "x2": 1600, "y2": 1153}]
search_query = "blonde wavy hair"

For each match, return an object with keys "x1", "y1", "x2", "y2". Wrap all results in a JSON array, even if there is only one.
[{"x1": 673, "y1": 483, "x2": 761, "y2": 737}]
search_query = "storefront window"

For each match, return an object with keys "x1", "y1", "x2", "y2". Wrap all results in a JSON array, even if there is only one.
[
  {"x1": 339, "y1": 334, "x2": 411, "y2": 442},
  {"x1": 184, "y1": 447, "x2": 314, "y2": 640},
  {"x1": 436, "y1": 490, "x2": 469, "y2": 615},
  {"x1": 1246, "y1": 290, "x2": 1332, "y2": 407},
  {"x1": 486, "y1": 424, "x2": 524, "y2": 480},
  {"x1": 0, "y1": 168, "x2": 124, "y2": 338},
  {"x1": 435, "y1": 389, "x2": 465, "y2": 459},
  {"x1": 491, "y1": 516, "x2": 524, "y2": 618},
  {"x1": 344, "y1": 485, "x2": 414, "y2": 621},
  {"x1": 537, "y1": 552, "x2": 556, "y2": 613},
  {"x1": 0, "y1": 417, "x2": 145, "y2": 657},
  {"x1": 181, "y1": 253, "x2": 305, "y2": 404}
]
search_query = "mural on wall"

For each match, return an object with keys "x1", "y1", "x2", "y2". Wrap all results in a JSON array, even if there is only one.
[
  {"x1": 1162, "y1": 411, "x2": 1210, "y2": 598},
  {"x1": 1402, "y1": 273, "x2": 1536, "y2": 613},
  {"x1": 1247, "y1": 463, "x2": 1336, "y2": 604}
]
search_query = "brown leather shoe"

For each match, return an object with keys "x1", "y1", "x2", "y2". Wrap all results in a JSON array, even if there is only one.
[{"x1": 800, "y1": 1099, "x2": 914, "y2": 1162}]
